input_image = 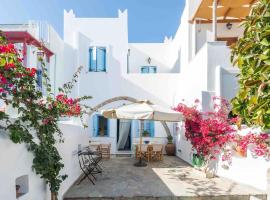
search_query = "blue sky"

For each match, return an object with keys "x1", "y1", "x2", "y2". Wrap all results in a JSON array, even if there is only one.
[{"x1": 0, "y1": 0, "x2": 185, "y2": 42}]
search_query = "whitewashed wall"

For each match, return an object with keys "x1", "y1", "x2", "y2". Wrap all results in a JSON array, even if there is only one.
[
  {"x1": 195, "y1": 23, "x2": 244, "y2": 53},
  {"x1": 0, "y1": 121, "x2": 88, "y2": 200},
  {"x1": 128, "y1": 43, "x2": 180, "y2": 73},
  {"x1": 175, "y1": 125, "x2": 270, "y2": 191}
]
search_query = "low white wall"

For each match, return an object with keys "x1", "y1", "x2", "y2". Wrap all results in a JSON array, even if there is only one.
[
  {"x1": 0, "y1": 120, "x2": 88, "y2": 200},
  {"x1": 57, "y1": 121, "x2": 89, "y2": 200},
  {"x1": 0, "y1": 130, "x2": 47, "y2": 200},
  {"x1": 176, "y1": 125, "x2": 270, "y2": 191}
]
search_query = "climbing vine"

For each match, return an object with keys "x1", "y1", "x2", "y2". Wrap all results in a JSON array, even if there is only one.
[
  {"x1": 231, "y1": 0, "x2": 270, "y2": 130},
  {"x1": 0, "y1": 32, "x2": 90, "y2": 199}
]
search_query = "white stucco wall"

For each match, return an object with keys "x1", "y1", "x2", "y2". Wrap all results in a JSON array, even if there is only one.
[
  {"x1": 0, "y1": 121, "x2": 88, "y2": 200},
  {"x1": 175, "y1": 125, "x2": 270, "y2": 191},
  {"x1": 128, "y1": 43, "x2": 180, "y2": 73},
  {"x1": 195, "y1": 23, "x2": 244, "y2": 53}
]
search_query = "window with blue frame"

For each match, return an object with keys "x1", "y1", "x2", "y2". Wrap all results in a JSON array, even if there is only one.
[
  {"x1": 140, "y1": 66, "x2": 157, "y2": 74},
  {"x1": 93, "y1": 114, "x2": 109, "y2": 137},
  {"x1": 134, "y1": 120, "x2": 155, "y2": 137},
  {"x1": 89, "y1": 47, "x2": 106, "y2": 72}
]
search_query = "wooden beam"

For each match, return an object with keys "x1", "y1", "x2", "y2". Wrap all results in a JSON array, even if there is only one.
[
  {"x1": 189, "y1": 19, "x2": 243, "y2": 24},
  {"x1": 223, "y1": 8, "x2": 232, "y2": 20}
]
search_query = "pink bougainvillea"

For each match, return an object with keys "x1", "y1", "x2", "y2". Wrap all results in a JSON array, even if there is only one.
[
  {"x1": 56, "y1": 93, "x2": 81, "y2": 117},
  {"x1": 174, "y1": 97, "x2": 270, "y2": 165},
  {"x1": 175, "y1": 97, "x2": 235, "y2": 161}
]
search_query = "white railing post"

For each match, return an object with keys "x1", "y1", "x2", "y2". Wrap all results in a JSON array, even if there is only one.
[{"x1": 212, "y1": 0, "x2": 217, "y2": 41}]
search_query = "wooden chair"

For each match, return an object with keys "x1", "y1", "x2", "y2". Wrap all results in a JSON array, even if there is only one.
[
  {"x1": 99, "y1": 144, "x2": 111, "y2": 159},
  {"x1": 151, "y1": 144, "x2": 163, "y2": 161},
  {"x1": 140, "y1": 144, "x2": 152, "y2": 162}
]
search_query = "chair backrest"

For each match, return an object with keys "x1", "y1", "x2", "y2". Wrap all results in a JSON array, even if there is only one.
[
  {"x1": 140, "y1": 144, "x2": 148, "y2": 152},
  {"x1": 100, "y1": 143, "x2": 111, "y2": 149},
  {"x1": 152, "y1": 144, "x2": 163, "y2": 152}
]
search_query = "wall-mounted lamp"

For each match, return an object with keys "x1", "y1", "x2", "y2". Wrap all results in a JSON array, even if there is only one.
[
  {"x1": 147, "y1": 57, "x2": 151, "y2": 64},
  {"x1": 226, "y1": 22, "x2": 233, "y2": 30}
]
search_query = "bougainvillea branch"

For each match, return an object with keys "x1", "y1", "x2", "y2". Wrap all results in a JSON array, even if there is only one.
[{"x1": 0, "y1": 32, "x2": 91, "y2": 198}]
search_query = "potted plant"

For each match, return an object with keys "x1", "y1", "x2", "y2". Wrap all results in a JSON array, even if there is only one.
[
  {"x1": 16, "y1": 185, "x2": 20, "y2": 198},
  {"x1": 192, "y1": 153, "x2": 205, "y2": 167},
  {"x1": 165, "y1": 135, "x2": 175, "y2": 156},
  {"x1": 142, "y1": 130, "x2": 150, "y2": 137}
]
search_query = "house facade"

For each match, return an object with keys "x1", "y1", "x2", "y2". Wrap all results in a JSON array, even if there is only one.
[{"x1": 0, "y1": 0, "x2": 269, "y2": 199}]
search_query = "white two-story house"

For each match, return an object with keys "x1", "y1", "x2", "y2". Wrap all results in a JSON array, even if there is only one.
[{"x1": 1, "y1": 1, "x2": 269, "y2": 199}]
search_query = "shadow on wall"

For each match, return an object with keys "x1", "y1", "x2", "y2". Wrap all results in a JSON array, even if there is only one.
[{"x1": 128, "y1": 45, "x2": 180, "y2": 73}]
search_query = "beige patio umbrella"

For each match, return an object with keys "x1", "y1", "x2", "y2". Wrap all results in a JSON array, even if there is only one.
[{"x1": 101, "y1": 101, "x2": 184, "y2": 167}]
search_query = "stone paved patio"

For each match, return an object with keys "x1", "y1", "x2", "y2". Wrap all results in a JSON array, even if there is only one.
[{"x1": 64, "y1": 156, "x2": 267, "y2": 200}]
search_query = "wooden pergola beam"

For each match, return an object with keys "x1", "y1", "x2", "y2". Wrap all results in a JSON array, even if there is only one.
[
  {"x1": 223, "y1": 8, "x2": 231, "y2": 20},
  {"x1": 189, "y1": 19, "x2": 243, "y2": 24}
]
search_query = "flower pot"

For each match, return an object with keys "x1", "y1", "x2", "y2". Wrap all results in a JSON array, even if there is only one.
[
  {"x1": 51, "y1": 192, "x2": 58, "y2": 200},
  {"x1": 165, "y1": 143, "x2": 175, "y2": 156},
  {"x1": 192, "y1": 154, "x2": 204, "y2": 167},
  {"x1": 16, "y1": 185, "x2": 20, "y2": 198},
  {"x1": 235, "y1": 146, "x2": 247, "y2": 157}
]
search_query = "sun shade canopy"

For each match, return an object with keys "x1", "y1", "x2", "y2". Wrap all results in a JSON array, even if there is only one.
[
  {"x1": 191, "y1": 0, "x2": 257, "y2": 23},
  {"x1": 101, "y1": 101, "x2": 184, "y2": 122}
]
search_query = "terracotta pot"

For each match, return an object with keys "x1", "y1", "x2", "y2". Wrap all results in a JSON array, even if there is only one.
[
  {"x1": 16, "y1": 185, "x2": 20, "y2": 198},
  {"x1": 165, "y1": 143, "x2": 175, "y2": 156},
  {"x1": 51, "y1": 192, "x2": 58, "y2": 200},
  {"x1": 235, "y1": 146, "x2": 247, "y2": 157}
]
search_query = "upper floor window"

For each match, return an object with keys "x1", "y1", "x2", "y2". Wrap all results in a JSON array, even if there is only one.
[
  {"x1": 141, "y1": 66, "x2": 157, "y2": 74},
  {"x1": 89, "y1": 47, "x2": 106, "y2": 72}
]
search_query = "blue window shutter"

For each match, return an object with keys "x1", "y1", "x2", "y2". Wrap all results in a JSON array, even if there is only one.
[
  {"x1": 37, "y1": 69, "x2": 42, "y2": 90},
  {"x1": 141, "y1": 66, "x2": 149, "y2": 73},
  {"x1": 93, "y1": 114, "x2": 99, "y2": 137},
  {"x1": 106, "y1": 119, "x2": 110, "y2": 137},
  {"x1": 97, "y1": 47, "x2": 106, "y2": 72},
  {"x1": 89, "y1": 48, "x2": 96, "y2": 71},
  {"x1": 150, "y1": 121, "x2": 155, "y2": 137},
  {"x1": 149, "y1": 66, "x2": 157, "y2": 73}
]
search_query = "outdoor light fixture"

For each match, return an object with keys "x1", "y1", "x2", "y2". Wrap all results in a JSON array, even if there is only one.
[
  {"x1": 226, "y1": 22, "x2": 233, "y2": 30},
  {"x1": 147, "y1": 57, "x2": 151, "y2": 64}
]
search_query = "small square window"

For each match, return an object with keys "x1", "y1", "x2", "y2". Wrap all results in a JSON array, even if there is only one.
[
  {"x1": 140, "y1": 66, "x2": 157, "y2": 74},
  {"x1": 89, "y1": 47, "x2": 106, "y2": 72}
]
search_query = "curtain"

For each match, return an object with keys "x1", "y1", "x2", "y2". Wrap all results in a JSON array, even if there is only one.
[{"x1": 117, "y1": 120, "x2": 131, "y2": 150}]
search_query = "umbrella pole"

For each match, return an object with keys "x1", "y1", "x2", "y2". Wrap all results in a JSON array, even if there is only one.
[{"x1": 134, "y1": 120, "x2": 147, "y2": 167}]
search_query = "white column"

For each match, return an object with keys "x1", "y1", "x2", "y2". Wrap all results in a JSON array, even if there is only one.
[{"x1": 212, "y1": 0, "x2": 217, "y2": 41}]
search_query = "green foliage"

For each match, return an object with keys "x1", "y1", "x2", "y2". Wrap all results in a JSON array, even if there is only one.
[
  {"x1": 167, "y1": 135, "x2": 173, "y2": 144},
  {"x1": 0, "y1": 32, "x2": 91, "y2": 196},
  {"x1": 231, "y1": 0, "x2": 270, "y2": 130},
  {"x1": 142, "y1": 130, "x2": 150, "y2": 137}
]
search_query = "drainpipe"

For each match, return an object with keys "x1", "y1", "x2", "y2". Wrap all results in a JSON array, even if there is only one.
[{"x1": 212, "y1": 0, "x2": 217, "y2": 41}]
